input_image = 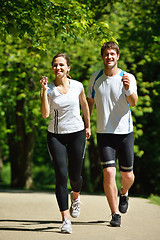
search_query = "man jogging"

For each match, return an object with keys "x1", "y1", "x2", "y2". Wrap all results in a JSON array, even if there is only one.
[{"x1": 87, "y1": 41, "x2": 138, "y2": 227}]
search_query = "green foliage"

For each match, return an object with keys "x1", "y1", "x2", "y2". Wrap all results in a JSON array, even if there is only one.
[
  {"x1": 0, "y1": 0, "x2": 160, "y2": 195},
  {"x1": 33, "y1": 164, "x2": 55, "y2": 190},
  {"x1": 117, "y1": 0, "x2": 160, "y2": 195},
  {"x1": 0, "y1": 0, "x2": 113, "y2": 48},
  {"x1": 0, "y1": 162, "x2": 11, "y2": 186},
  {"x1": 148, "y1": 194, "x2": 160, "y2": 206},
  {"x1": 0, "y1": 0, "x2": 113, "y2": 189}
]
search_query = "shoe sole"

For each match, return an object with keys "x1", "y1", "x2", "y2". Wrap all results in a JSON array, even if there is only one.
[
  {"x1": 61, "y1": 230, "x2": 72, "y2": 234},
  {"x1": 119, "y1": 204, "x2": 129, "y2": 214},
  {"x1": 110, "y1": 223, "x2": 121, "y2": 227}
]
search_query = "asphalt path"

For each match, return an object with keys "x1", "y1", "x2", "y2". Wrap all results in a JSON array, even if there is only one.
[{"x1": 0, "y1": 191, "x2": 160, "y2": 240}]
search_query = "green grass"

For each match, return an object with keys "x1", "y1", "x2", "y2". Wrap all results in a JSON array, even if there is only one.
[
  {"x1": 0, "y1": 162, "x2": 11, "y2": 186},
  {"x1": 148, "y1": 194, "x2": 160, "y2": 206}
]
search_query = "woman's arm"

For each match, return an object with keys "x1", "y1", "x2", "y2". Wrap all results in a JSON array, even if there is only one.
[
  {"x1": 79, "y1": 88, "x2": 91, "y2": 139},
  {"x1": 40, "y1": 76, "x2": 50, "y2": 118}
]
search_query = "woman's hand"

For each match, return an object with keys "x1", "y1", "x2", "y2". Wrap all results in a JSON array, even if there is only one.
[
  {"x1": 40, "y1": 76, "x2": 48, "y2": 91},
  {"x1": 85, "y1": 127, "x2": 91, "y2": 139},
  {"x1": 40, "y1": 76, "x2": 50, "y2": 118}
]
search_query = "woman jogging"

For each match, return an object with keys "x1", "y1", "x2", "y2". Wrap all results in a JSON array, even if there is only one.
[{"x1": 40, "y1": 53, "x2": 91, "y2": 234}]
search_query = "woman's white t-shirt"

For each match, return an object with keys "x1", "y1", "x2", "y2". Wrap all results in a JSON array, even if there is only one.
[{"x1": 47, "y1": 79, "x2": 84, "y2": 134}]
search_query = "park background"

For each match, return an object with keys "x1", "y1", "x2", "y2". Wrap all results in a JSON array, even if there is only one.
[{"x1": 0, "y1": 0, "x2": 160, "y2": 201}]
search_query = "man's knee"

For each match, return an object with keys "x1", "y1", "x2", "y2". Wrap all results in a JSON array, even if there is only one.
[{"x1": 103, "y1": 167, "x2": 116, "y2": 180}]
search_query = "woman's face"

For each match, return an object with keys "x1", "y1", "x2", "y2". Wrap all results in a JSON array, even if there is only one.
[{"x1": 52, "y1": 57, "x2": 70, "y2": 79}]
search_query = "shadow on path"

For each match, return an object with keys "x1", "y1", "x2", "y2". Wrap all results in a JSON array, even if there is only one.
[{"x1": 0, "y1": 219, "x2": 109, "y2": 233}]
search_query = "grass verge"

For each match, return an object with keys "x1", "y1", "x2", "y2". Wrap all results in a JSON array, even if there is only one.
[{"x1": 148, "y1": 194, "x2": 160, "y2": 206}]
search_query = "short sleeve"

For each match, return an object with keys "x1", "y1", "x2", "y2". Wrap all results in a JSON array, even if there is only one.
[{"x1": 87, "y1": 72, "x2": 99, "y2": 99}]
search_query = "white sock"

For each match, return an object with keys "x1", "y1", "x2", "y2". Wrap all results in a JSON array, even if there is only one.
[{"x1": 121, "y1": 188, "x2": 128, "y2": 196}]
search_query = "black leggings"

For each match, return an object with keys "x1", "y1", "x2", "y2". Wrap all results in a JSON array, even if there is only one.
[{"x1": 47, "y1": 130, "x2": 86, "y2": 211}]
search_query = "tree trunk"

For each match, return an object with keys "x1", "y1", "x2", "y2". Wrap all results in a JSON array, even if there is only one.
[
  {"x1": 15, "y1": 97, "x2": 34, "y2": 189},
  {"x1": 6, "y1": 79, "x2": 35, "y2": 189},
  {"x1": 6, "y1": 114, "x2": 19, "y2": 187}
]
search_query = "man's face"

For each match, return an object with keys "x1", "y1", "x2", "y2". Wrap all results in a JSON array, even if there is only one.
[{"x1": 102, "y1": 49, "x2": 119, "y2": 69}]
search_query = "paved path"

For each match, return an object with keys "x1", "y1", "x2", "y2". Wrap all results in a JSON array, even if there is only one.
[{"x1": 0, "y1": 191, "x2": 160, "y2": 240}]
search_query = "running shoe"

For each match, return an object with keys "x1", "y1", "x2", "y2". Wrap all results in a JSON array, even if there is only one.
[
  {"x1": 61, "y1": 218, "x2": 72, "y2": 234},
  {"x1": 119, "y1": 194, "x2": 129, "y2": 213},
  {"x1": 69, "y1": 191, "x2": 80, "y2": 218},
  {"x1": 110, "y1": 213, "x2": 121, "y2": 227}
]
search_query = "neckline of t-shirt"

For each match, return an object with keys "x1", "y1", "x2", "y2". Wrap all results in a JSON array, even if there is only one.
[
  {"x1": 53, "y1": 79, "x2": 71, "y2": 95},
  {"x1": 104, "y1": 69, "x2": 122, "y2": 78}
]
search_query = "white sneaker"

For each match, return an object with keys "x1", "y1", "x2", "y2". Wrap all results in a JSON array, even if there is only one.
[
  {"x1": 61, "y1": 218, "x2": 72, "y2": 234},
  {"x1": 69, "y1": 191, "x2": 81, "y2": 218}
]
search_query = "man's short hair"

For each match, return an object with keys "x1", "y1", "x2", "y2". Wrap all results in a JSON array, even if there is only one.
[{"x1": 101, "y1": 41, "x2": 119, "y2": 56}]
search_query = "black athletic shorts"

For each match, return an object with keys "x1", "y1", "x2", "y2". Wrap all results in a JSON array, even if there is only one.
[{"x1": 97, "y1": 132, "x2": 134, "y2": 172}]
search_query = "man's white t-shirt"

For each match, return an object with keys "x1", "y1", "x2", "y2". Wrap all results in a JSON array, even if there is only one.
[
  {"x1": 47, "y1": 79, "x2": 84, "y2": 134},
  {"x1": 87, "y1": 69, "x2": 138, "y2": 134}
]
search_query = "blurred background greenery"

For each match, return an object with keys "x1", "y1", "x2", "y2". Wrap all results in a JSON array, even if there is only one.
[{"x1": 0, "y1": 0, "x2": 160, "y2": 198}]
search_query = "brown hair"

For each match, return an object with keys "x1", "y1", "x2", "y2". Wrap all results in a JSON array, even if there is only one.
[
  {"x1": 51, "y1": 53, "x2": 71, "y2": 79},
  {"x1": 101, "y1": 41, "x2": 119, "y2": 56}
]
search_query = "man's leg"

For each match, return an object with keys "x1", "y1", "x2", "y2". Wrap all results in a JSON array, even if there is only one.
[
  {"x1": 103, "y1": 167, "x2": 121, "y2": 227},
  {"x1": 121, "y1": 170, "x2": 135, "y2": 195},
  {"x1": 118, "y1": 171, "x2": 135, "y2": 214},
  {"x1": 97, "y1": 133, "x2": 121, "y2": 226},
  {"x1": 103, "y1": 167, "x2": 118, "y2": 214},
  {"x1": 118, "y1": 132, "x2": 135, "y2": 195},
  {"x1": 117, "y1": 133, "x2": 135, "y2": 214}
]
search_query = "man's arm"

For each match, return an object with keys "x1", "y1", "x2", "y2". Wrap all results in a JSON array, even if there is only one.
[
  {"x1": 87, "y1": 97, "x2": 95, "y2": 116},
  {"x1": 122, "y1": 73, "x2": 138, "y2": 106},
  {"x1": 126, "y1": 93, "x2": 138, "y2": 107}
]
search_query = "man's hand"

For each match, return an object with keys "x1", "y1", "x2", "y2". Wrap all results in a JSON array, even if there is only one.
[{"x1": 122, "y1": 73, "x2": 130, "y2": 90}]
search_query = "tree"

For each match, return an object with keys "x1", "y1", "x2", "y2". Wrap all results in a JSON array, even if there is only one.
[
  {"x1": 0, "y1": 0, "x2": 113, "y2": 47},
  {"x1": 0, "y1": 36, "x2": 44, "y2": 187},
  {"x1": 2, "y1": 0, "x2": 160, "y2": 195},
  {"x1": 0, "y1": 0, "x2": 113, "y2": 189},
  {"x1": 108, "y1": 0, "x2": 160, "y2": 194}
]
